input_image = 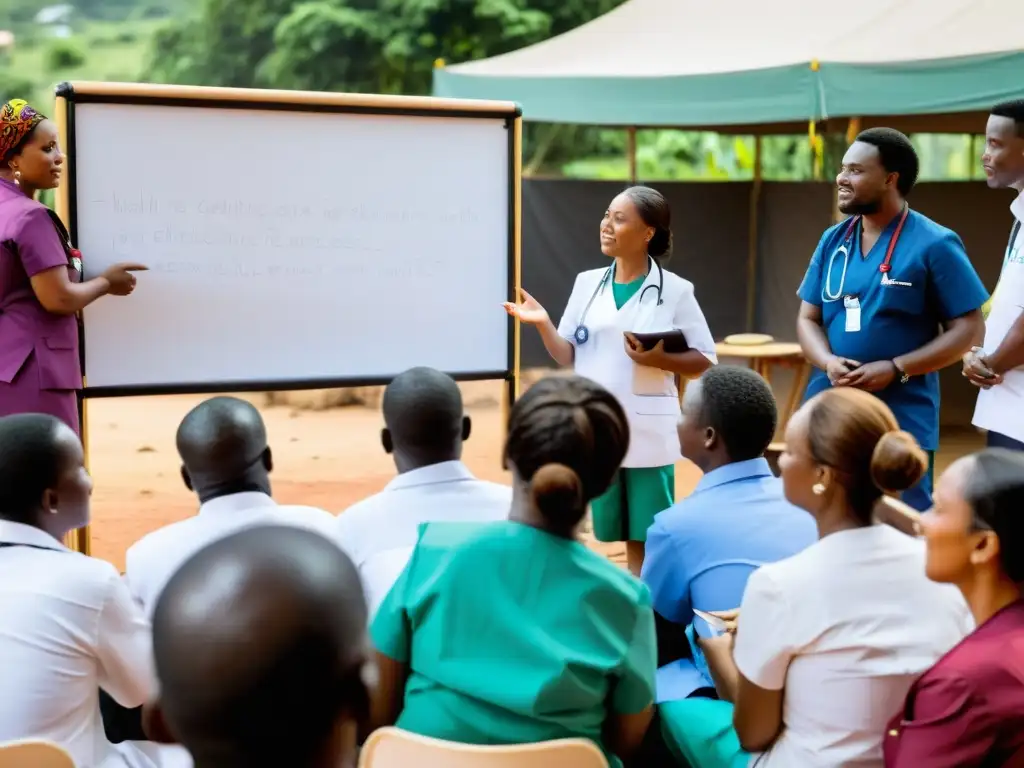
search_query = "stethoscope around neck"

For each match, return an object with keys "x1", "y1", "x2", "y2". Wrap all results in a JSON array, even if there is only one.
[
  {"x1": 573, "y1": 255, "x2": 664, "y2": 345},
  {"x1": 822, "y1": 204, "x2": 909, "y2": 303}
]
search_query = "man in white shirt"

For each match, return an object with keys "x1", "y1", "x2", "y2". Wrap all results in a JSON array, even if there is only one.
[
  {"x1": 966, "y1": 99, "x2": 1024, "y2": 450},
  {"x1": 125, "y1": 396, "x2": 335, "y2": 617},
  {"x1": 0, "y1": 414, "x2": 155, "y2": 768},
  {"x1": 333, "y1": 367, "x2": 510, "y2": 613}
]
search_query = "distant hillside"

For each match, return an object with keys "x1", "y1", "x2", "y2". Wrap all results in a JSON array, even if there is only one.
[{"x1": 1, "y1": 0, "x2": 188, "y2": 28}]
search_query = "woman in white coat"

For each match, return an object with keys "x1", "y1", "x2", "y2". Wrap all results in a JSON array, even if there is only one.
[{"x1": 505, "y1": 185, "x2": 717, "y2": 574}]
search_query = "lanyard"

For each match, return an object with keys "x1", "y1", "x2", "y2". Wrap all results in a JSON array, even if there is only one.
[
  {"x1": 1007, "y1": 220, "x2": 1022, "y2": 262},
  {"x1": 842, "y1": 205, "x2": 910, "y2": 274}
]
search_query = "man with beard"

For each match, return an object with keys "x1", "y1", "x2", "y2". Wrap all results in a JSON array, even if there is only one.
[
  {"x1": 796, "y1": 127, "x2": 987, "y2": 511},
  {"x1": 965, "y1": 100, "x2": 1024, "y2": 451}
]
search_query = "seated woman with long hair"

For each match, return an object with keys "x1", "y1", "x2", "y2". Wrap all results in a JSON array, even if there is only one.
[
  {"x1": 885, "y1": 448, "x2": 1024, "y2": 766},
  {"x1": 664, "y1": 388, "x2": 973, "y2": 768},
  {"x1": 370, "y1": 375, "x2": 657, "y2": 767}
]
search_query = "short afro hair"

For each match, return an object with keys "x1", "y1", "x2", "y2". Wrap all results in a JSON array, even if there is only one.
[
  {"x1": 991, "y1": 99, "x2": 1024, "y2": 136},
  {"x1": 698, "y1": 365, "x2": 778, "y2": 462},
  {"x1": 855, "y1": 127, "x2": 920, "y2": 197},
  {"x1": 0, "y1": 413, "x2": 65, "y2": 524}
]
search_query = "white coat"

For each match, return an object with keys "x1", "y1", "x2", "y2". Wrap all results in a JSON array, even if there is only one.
[
  {"x1": 973, "y1": 191, "x2": 1024, "y2": 443},
  {"x1": 332, "y1": 460, "x2": 510, "y2": 614},
  {"x1": 0, "y1": 520, "x2": 157, "y2": 768},
  {"x1": 124, "y1": 492, "x2": 336, "y2": 619},
  {"x1": 556, "y1": 264, "x2": 717, "y2": 468}
]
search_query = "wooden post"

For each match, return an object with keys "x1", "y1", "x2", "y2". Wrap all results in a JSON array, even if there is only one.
[
  {"x1": 54, "y1": 94, "x2": 90, "y2": 555},
  {"x1": 626, "y1": 127, "x2": 637, "y2": 183},
  {"x1": 745, "y1": 136, "x2": 763, "y2": 331},
  {"x1": 502, "y1": 115, "x2": 524, "y2": 432}
]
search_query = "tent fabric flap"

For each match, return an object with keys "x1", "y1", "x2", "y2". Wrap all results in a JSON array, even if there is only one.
[
  {"x1": 432, "y1": 0, "x2": 1024, "y2": 127},
  {"x1": 432, "y1": 65, "x2": 819, "y2": 127},
  {"x1": 819, "y1": 52, "x2": 1024, "y2": 119}
]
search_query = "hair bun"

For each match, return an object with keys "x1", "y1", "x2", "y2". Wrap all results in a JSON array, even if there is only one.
[
  {"x1": 647, "y1": 227, "x2": 672, "y2": 259},
  {"x1": 529, "y1": 463, "x2": 583, "y2": 522},
  {"x1": 870, "y1": 430, "x2": 927, "y2": 493}
]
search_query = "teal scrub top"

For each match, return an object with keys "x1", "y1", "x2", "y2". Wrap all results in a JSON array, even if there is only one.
[
  {"x1": 371, "y1": 520, "x2": 657, "y2": 767},
  {"x1": 612, "y1": 273, "x2": 646, "y2": 310},
  {"x1": 798, "y1": 209, "x2": 988, "y2": 451}
]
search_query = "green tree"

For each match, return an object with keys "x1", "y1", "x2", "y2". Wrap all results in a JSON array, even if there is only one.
[
  {"x1": 257, "y1": 2, "x2": 385, "y2": 94},
  {"x1": 147, "y1": 0, "x2": 297, "y2": 87},
  {"x1": 146, "y1": 0, "x2": 625, "y2": 96}
]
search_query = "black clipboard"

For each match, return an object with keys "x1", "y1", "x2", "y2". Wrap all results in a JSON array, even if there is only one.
[{"x1": 629, "y1": 330, "x2": 690, "y2": 353}]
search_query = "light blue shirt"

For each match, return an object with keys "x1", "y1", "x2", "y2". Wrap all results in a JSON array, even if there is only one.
[{"x1": 641, "y1": 458, "x2": 818, "y2": 702}]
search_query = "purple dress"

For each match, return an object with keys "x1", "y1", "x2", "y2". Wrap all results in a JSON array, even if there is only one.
[{"x1": 0, "y1": 176, "x2": 82, "y2": 434}]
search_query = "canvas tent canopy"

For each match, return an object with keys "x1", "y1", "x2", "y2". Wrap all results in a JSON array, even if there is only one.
[{"x1": 433, "y1": 0, "x2": 1024, "y2": 131}]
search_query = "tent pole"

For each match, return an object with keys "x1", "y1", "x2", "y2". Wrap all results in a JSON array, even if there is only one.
[
  {"x1": 627, "y1": 127, "x2": 637, "y2": 183},
  {"x1": 745, "y1": 136, "x2": 763, "y2": 332},
  {"x1": 846, "y1": 117, "x2": 861, "y2": 145}
]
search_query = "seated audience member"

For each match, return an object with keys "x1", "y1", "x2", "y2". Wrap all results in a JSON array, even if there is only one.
[
  {"x1": 334, "y1": 366, "x2": 510, "y2": 612},
  {"x1": 370, "y1": 375, "x2": 656, "y2": 767},
  {"x1": 665, "y1": 388, "x2": 972, "y2": 768},
  {"x1": 642, "y1": 365, "x2": 817, "y2": 703},
  {"x1": 885, "y1": 448, "x2": 1024, "y2": 766},
  {"x1": 125, "y1": 395, "x2": 335, "y2": 616},
  {"x1": 0, "y1": 413, "x2": 156, "y2": 768},
  {"x1": 144, "y1": 525, "x2": 373, "y2": 768}
]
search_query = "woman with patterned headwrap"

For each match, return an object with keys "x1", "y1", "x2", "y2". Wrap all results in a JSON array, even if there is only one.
[{"x1": 0, "y1": 98, "x2": 146, "y2": 434}]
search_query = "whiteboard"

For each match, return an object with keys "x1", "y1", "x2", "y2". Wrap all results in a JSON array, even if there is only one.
[{"x1": 71, "y1": 102, "x2": 513, "y2": 393}]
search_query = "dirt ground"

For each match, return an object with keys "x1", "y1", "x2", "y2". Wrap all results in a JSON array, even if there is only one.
[{"x1": 83, "y1": 378, "x2": 705, "y2": 572}]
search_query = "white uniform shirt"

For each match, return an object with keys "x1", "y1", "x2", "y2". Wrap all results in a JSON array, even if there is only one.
[
  {"x1": 333, "y1": 460, "x2": 510, "y2": 611},
  {"x1": 556, "y1": 265, "x2": 717, "y2": 467},
  {"x1": 973, "y1": 191, "x2": 1024, "y2": 443},
  {"x1": 733, "y1": 525, "x2": 973, "y2": 768},
  {"x1": 0, "y1": 521, "x2": 155, "y2": 768},
  {"x1": 124, "y1": 492, "x2": 335, "y2": 618}
]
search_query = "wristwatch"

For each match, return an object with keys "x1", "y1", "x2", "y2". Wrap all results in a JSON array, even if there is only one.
[{"x1": 892, "y1": 359, "x2": 910, "y2": 384}]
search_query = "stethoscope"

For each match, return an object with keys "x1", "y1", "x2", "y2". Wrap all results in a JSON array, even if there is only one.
[
  {"x1": 822, "y1": 204, "x2": 910, "y2": 303},
  {"x1": 573, "y1": 255, "x2": 664, "y2": 345}
]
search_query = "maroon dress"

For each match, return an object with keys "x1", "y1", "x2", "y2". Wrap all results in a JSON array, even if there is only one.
[
  {"x1": 884, "y1": 599, "x2": 1024, "y2": 767},
  {"x1": 0, "y1": 176, "x2": 83, "y2": 434}
]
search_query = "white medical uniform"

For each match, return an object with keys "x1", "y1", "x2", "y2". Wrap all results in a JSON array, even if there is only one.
[
  {"x1": 333, "y1": 460, "x2": 511, "y2": 613},
  {"x1": 973, "y1": 192, "x2": 1024, "y2": 444},
  {"x1": 556, "y1": 266, "x2": 717, "y2": 468},
  {"x1": 124, "y1": 492, "x2": 336, "y2": 618},
  {"x1": 0, "y1": 520, "x2": 157, "y2": 768}
]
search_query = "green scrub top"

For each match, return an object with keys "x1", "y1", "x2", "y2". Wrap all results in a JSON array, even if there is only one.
[{"x1": 371, "y1": 520, "x2": 657, "y2": 767}]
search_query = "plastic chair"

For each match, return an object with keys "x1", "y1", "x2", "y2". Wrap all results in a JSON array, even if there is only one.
[
  {"x1": 359, "y1": 728, "x2": 609, "y2": 768},
  {"x1": 0, "y1": 739, "x2": 75, "y2": 768}
]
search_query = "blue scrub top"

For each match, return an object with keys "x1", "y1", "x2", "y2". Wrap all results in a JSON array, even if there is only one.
[{"x1": 797, "y1": 209, "x2": 988, "y2": 451}]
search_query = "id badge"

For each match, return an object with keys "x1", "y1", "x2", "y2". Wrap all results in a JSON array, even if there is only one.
[{"x1": 844, "y1": 295, "x2": 861, "y2": 333}]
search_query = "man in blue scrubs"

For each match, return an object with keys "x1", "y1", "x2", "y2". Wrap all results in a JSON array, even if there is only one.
[{"x1": 796, "y1": 128, "x2": 987, "y2": 510}]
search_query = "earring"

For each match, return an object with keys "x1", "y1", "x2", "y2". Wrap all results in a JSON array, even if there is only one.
[
  {"x1": 13, "y1": 170, "x2": 21, "y2": 187},
  {"x1": 812, "y1": 482, "x2": 826, "y2": 496}
]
